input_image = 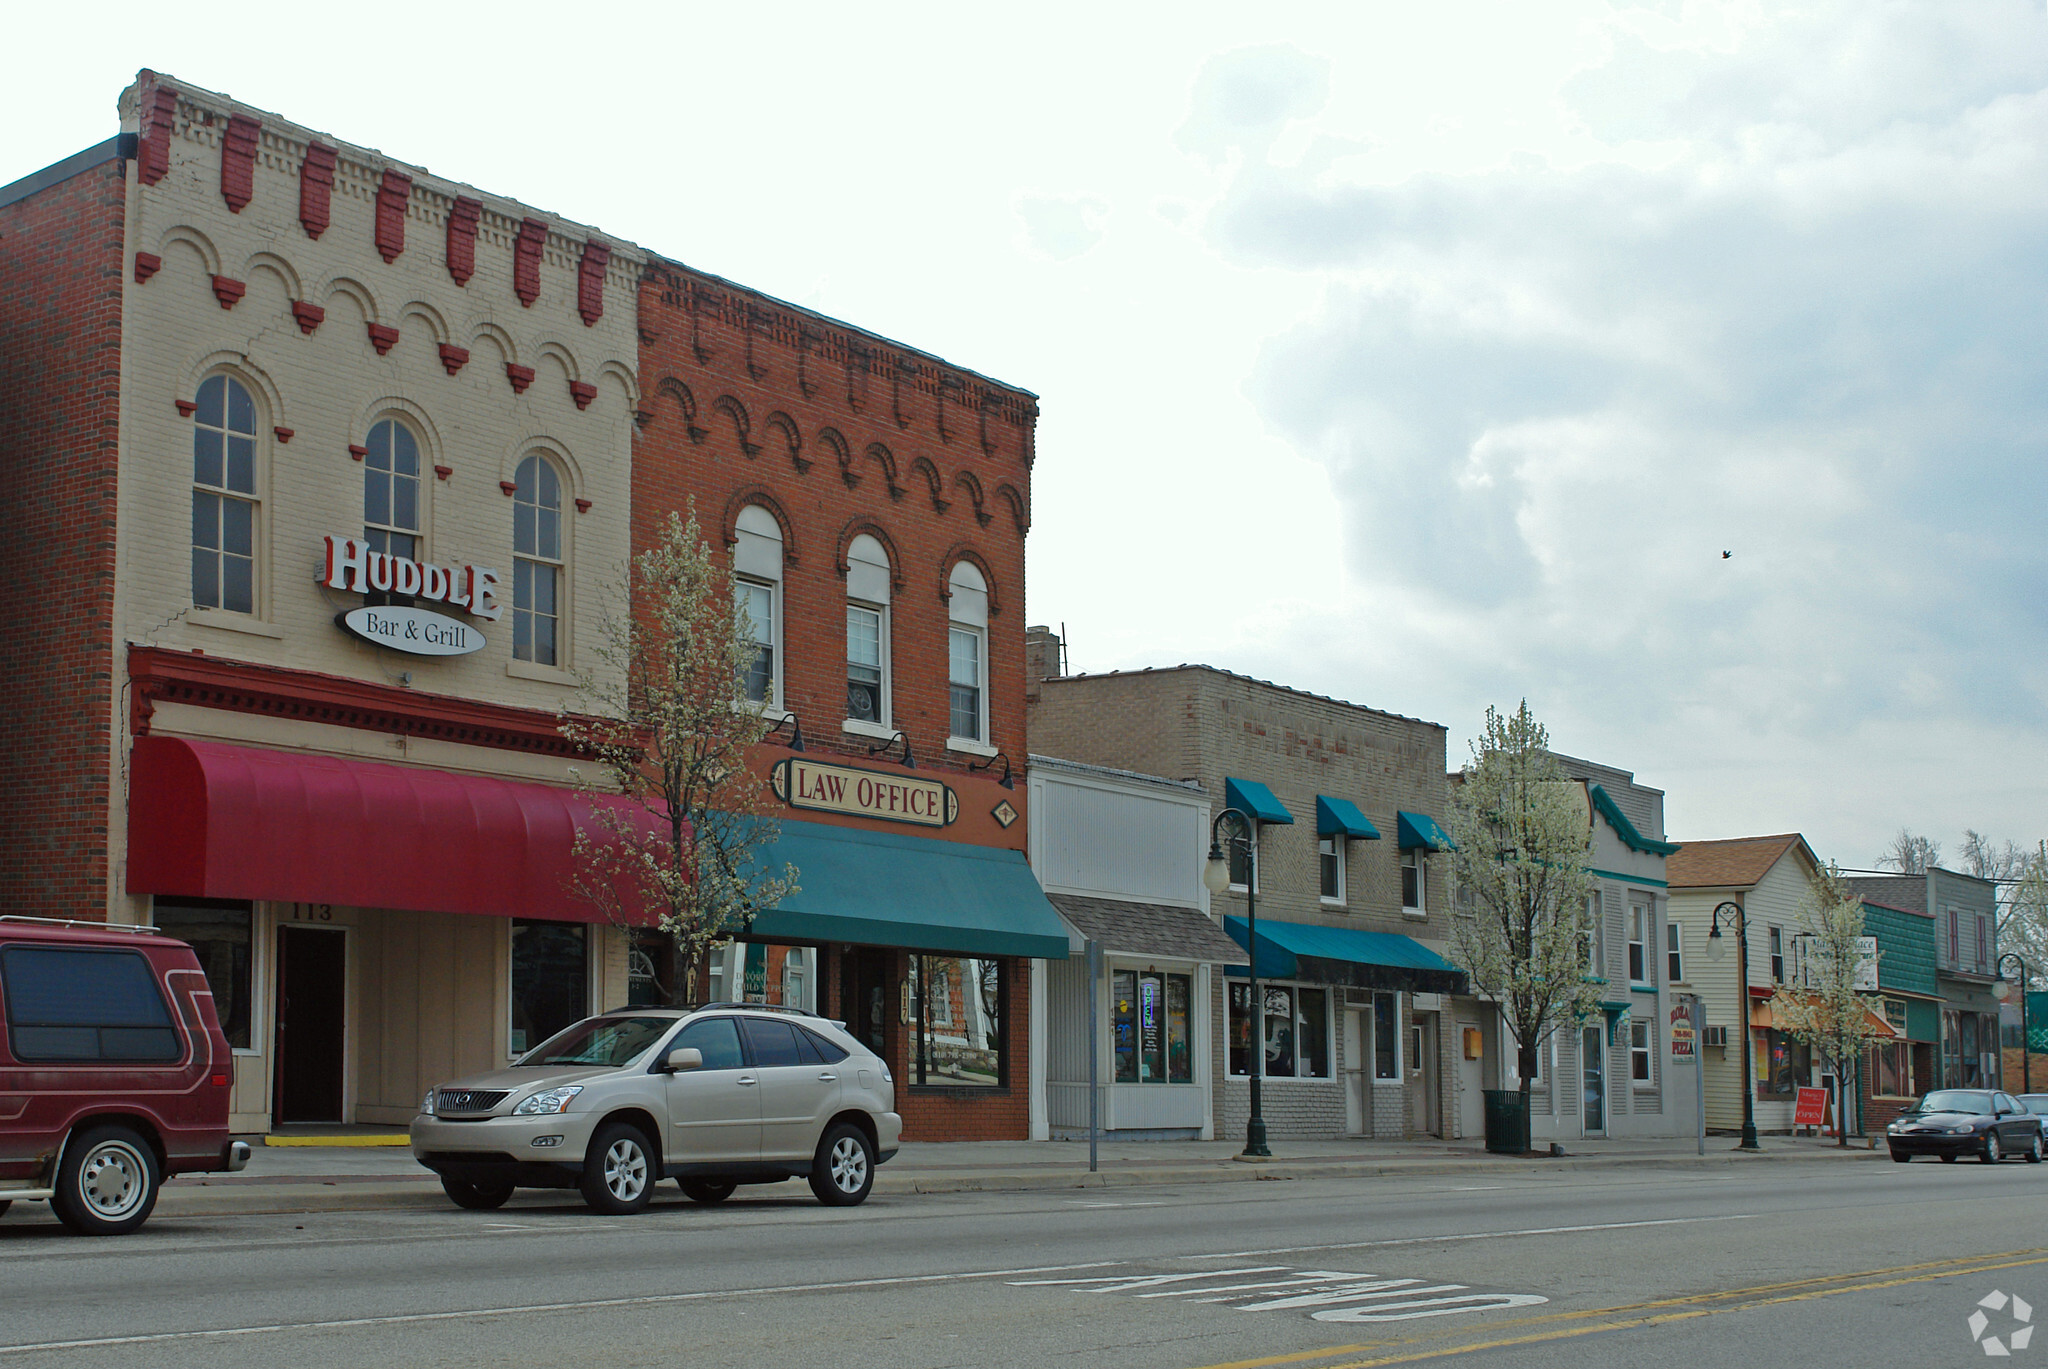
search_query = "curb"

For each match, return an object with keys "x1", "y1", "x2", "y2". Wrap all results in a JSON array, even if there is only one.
[{"x1": 260, "y1": 1135, "x2": 410, "y2": 1148}]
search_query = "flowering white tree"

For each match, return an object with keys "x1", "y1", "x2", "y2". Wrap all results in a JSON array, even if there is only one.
[
  {"x1": 562, "y1": 504, "x2": 795, "y2": 1006},
  {"x1": 1768, "y1": 863, "x2": 1884, "y2": 1147},
  {"x1": 1447, "y1": 702, "x2": 1600, "y2": 1136}
]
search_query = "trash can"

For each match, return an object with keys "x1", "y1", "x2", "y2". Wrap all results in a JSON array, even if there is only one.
[{"x1": 1483, "y1": 1089, "x2": 1530, "y2": 1154}]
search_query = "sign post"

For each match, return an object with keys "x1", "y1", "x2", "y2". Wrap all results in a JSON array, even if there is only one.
[
  {"x1": 1674, "y1": 996, "x2": 1704, "y2": 1156},
  {"x1": 1086, "y1": 940, "x2": 1102, "y2": 1174}
]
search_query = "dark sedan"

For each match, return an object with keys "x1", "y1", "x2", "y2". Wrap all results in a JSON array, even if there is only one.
[{"x1": 1888, "y1": 1089, "x2": 2044, "y2": 1164}]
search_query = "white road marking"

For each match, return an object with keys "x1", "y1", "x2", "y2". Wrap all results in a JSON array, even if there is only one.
[
  {"x1": 1192, "y1": 1212, "x2": 1758, "y2": 1258},
  {"x1": 0, "y1": 1260, "x2": 1127, "y2": 1357},
  {"x1": 1313, "y1": 1291, "x2": 1551, "y2": 1322},
  {"x1": 1066, "y1": 1200, "x2": 1166, "y2": 1208},
  {"x1": 1010, "y1": 1262, "x2": 1551, "y2": 1322}
]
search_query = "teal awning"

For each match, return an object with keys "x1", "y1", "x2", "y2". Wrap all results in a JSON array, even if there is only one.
[
  {"x1": 1315, "y1": 796, "x2": 1381, "y2": 840},
  {"x1": 1397, "y1": 811, "x2": 1455, "y2": 851},
  {"x1": 1588, "y1": 784, "x2": 1681, "y2": 857},
  {"x1": 1224, "y1": 778, "x2": 1294, "y2": 825},
  {"x1": 1223, "y1": 915, "x2": 1466, "y2": 996},
  {"x1": 749, "y1": 818, "x2": 1069, "y2": 960}
]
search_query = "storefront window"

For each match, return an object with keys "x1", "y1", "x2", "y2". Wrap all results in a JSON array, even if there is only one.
[
  {"x1": 628, "y1": 929, "x2": 678, "y2": 1007},
  {"x1": 1871, "y1": 1041, "x2": 1913, "y2": 1097},
  {"x1": 1755, "y1": 1027, "x2": 1808, "y2": 1100},
  {"x1": 510, "y1": 920, "x2": 588, "y2": 1055},
  {"x1": 906, "y1": 955, "x2": 1004, "y2": 1087},
  {"x1": 152, "y1": 899, "x2": 253, "y2": 1050},
  {"x1": 1961, "y1": 1012, "x2": 1981, "y2": 1087},
  {"x1": 1114, "y1": 970, "x2": 1194, "y2": 1084},
  {"x1": 1227, "y1": 982, "x2": 1329, "y2": 1079}
]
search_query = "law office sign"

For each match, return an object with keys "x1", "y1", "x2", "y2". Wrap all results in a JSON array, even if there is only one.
[{"x1": 770, "y1": 757, "x2": 957, "y2": 828}]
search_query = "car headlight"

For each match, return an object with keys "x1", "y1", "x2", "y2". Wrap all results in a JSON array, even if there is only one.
[
  {"x1": 513, "y1": 1085, "x2": 584, "y2": 1115},
  {"x1": 1951, "y1": 1125, "x2": 1977, "y2": 1135},
  {"x1": 420, "y1": 1089, "x2": 436, "y2": 1117}
]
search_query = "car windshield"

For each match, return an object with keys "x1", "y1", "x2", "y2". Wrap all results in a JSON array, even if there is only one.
[
  {"x1": 1913, "y1": 1090, "x2": 1993, "y2": 1116},
  {"x1": 515, "y1": 1015, "x2": 672, "y2": 1068}
]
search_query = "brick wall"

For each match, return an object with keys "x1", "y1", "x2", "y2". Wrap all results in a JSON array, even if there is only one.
[{"x1": 0, "y1": 158, "x2": 126, "y2": 917}]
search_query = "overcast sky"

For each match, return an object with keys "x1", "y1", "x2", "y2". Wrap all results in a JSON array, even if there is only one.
[{"x1": 13, "y1": 2, "x2": 2046, "y2": 868}]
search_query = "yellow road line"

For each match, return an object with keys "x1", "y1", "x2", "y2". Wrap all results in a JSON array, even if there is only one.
[{"x1": 1183, "y1": 1248, "x2": 2048, "y2": 1369}]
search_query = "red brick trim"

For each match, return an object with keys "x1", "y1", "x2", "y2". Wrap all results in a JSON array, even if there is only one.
[
  {"x1": 438, "y1": 343, "x2": 469, "y2": 375},
  {"x1": 499, "y1": 480, "x2": 519, "y2": 496},
  {"x1": 175, "y1": 400, "x2": 198, "y2": 417},
  {"x1": 349, "y1": 445, "x2": 369, "y2": 461},
  {"x1": 833, "y1": 517, "x2": 906, "y2": 590},
  {"x1": 273, "y1": 427, "x2": 294, "y2": 444},
  {"x1": 128, "y1": 647, "x2": 588, "y2": 758},
  {"x1": 994, "y1": 481, "x2": 1028, "y2": 533},
  {"x1": 375, "y1": 170, "x2": 412, "y2": 263},
  {"x1": 137, "y1": 82, "x2": 177, "y2": 186},
  {"x1": 446, "y1": 196, "x2": 482, "y2": 286},
  {"x1": 367, "y1": 323, "x2": 400, "y2": 356},
  {"x1": 133, "y1": 252, "x2": 162, "y2": 284},
  {"x1": 908, "y1": 455, "x2": 946, "y2": 512},
  {"x1": 575, "y1": 498, "x2": 592, "y2": 514},
  {"x1": 569, "y1": 380, "x2": 597, "y2": 410},
  {"x1": 513, "y1": 219, "x2": 547, "y2": 306},
  {"x1": 210, "y1": 275, "x2": 246, "y2": 310},
  {"x1": 299, "y1": 142, "x2": 337, "y2": 239},
  {"x1": 291, "y1": 300, "x2": 325, "y2": 334},
  {"x1": 506, "y1": 363, "x2": 535, "y2": 394},
  {"x1": 220, "y1": 115, "x2": 261, "y2": 213},
  {"x1": 577, "y1": 240, "x2": 609, "y2": 325},
  {"x1": 434, "y1": 465, "x2": 453, "y2": 481}
]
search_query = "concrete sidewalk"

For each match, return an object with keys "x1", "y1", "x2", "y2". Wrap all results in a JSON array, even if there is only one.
[{"x1": 146, "y1": 1132, "x2": 1887, "y2": 1219}]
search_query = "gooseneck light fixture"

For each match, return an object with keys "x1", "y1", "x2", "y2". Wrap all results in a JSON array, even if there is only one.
[{"x1": 1706, "y1": 900, "x2": 1761, "y2": 1151}]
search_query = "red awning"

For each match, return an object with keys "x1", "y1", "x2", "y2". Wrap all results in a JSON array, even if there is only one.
[{"x1": 127, "y1": 735, "x2": 667, "y2": 924}]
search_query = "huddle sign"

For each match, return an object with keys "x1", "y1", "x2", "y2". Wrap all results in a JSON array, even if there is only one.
[
  {"x1": 322, "y1": 535, "x2": 497, "y2": 657},
  {"x1": 770, "y1": 757, "x2": 958, "y2": 828}
]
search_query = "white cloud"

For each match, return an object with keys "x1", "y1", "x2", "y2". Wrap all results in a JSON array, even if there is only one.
[{"x1": 1015, "y1": 194, "x2": 1110, "y2": 261}]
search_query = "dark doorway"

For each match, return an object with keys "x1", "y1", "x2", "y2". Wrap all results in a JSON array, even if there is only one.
[
  {"x1": 840, "y1": 947, "x2": 893, "y2": 1060},
  {"x1": 274, "y1": 925, "x2": 346, "y2": 1125}
]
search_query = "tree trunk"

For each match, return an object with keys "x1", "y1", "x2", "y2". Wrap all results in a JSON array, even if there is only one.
[{"x1": 1518, "y1": 1043, "x2": 1537, "y2": 1155}]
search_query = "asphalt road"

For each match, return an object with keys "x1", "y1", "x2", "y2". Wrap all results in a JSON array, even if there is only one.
[{"x1": 2, "y1": 1156, "x2": 2043, "y2": 1367}]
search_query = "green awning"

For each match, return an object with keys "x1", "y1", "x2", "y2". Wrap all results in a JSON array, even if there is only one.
[
  {"x1": 1224, "y1": 778, "x2": 1294, "y2": 825},
  {"x1": 1397, "y1": 811, "x2": 1455, "y2": 851},
  {"x1": 1223, "y1": 915, "x2": 1466, "y2": 996},
  {"x1": 1316, "y1": 796, "x2": 1381, "y2": 840},
  {"x1": 748, "y1": 818, "x2": 1069, "y2": 960},
  {"x1": 1588, "y1": 784, "x2": 1681, "y2": 856}
]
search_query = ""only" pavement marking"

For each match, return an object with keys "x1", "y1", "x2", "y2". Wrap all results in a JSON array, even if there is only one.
[{"x1": 1008, "y1": 1264, "x2": 1547, "y2": 1323}]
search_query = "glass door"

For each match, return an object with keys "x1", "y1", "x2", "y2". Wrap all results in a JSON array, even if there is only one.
[{"x1": 1581, "y1": 1025, "x2": 1605, "y2": 1134}]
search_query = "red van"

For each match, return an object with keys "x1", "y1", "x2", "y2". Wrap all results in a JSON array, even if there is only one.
[{"x1": 0, "y1": 918, "x2": 249, "y2": 1235}]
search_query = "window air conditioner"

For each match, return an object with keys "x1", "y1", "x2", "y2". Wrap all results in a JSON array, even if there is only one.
[{"x1": 1702, "y1": 1025, "x2": 1728, "y2": 1048}]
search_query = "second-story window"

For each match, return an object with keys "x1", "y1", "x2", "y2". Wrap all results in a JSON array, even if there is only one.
[
  {"x1": 1666, "y1": 922, "x2": 1684, "y2": 983},
  {"x1": 732, "y1": 505, "x2": 783, "y2": 709},
  {"x1": 844, "y1": 534, "x2": 891, "y2": 728},
  {"x1": 1769, "y1": 925, "x2": 1785, "y2": 983},
  {"x1": 1401, "y1": 849, "x2": 1425, "y2": 915},
  {"x1": 1319, "y1": 837, "x2": 1344, "y2": 903},
  {"x1": 947, "y1": 561, "x2": 989, "y2": 744},
  {"x1": 191, "y1": 373, "x2": 258, "y2": 614},
  {"x1": 512, "y1": 454, "x2": 563, "y2": 665},
  {"x1": 364, "y1": 418, "x2": 421, "y2": 561},
  {"x1": 1628, "y1": 901, "x2": 1649, "y2": 984}
]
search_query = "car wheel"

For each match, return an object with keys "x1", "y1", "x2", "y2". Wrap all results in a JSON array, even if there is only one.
[
  {"x1": 1984, "y1": 1133, "x2": 2003, "y2": 1164},
  {"x1": 580, "y1": 1122, "x2": 656, "y2": 1215},
  {"x1": 0, "y1": 1199, "x2": 10, "y2": 1217},
  {"x1": 679, "y1": 1179, "x2": 737, "y2": 1205},
  {"x1": 1890, "y1": 1149, "x2": 1911, "y2": 1163},
  {"x1": 809, "y1": 1122, "x2": 875, "y2": 1207},
  {"x1": 2027, "y1": 1136, "x2": 2043, "y2": 1165},
  {"x1": 50, "y1": 1125, "x2": 159, "y2": 1236},
  {"x1": 440, "y1": 1176, "x2": 515, "y2": 1210}
]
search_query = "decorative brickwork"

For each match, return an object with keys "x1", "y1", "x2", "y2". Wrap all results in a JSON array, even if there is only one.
[
  {"x1": 210, "y1": 274, "x2": 245, "y2": 309},
  {"x1": 569, "y1": 380, "x2": 596, "y2": 410},
  {"x1": 578, "y1": 240, "x2": 609, "y2": 325},
  {"x1": 374, "y1": 170, "x2": 412, "y2": 263},
  {"x1": 298, "y1": 141, "x2": 336, "y2": 239},
  {"x1": 513, "y1": 218, "x2": 547, "y2": 306},
  {"x1": 220, "y1": 114, "x2": 261, "y2": 213},
  {"x1": 133, "y1": 251, "x2": 161, "y2": 283},
  {"x1": 445, "y1": 196, "x2": 481, "y2": 285},
  {"x1": 367, "y1": 322, "x2": 400, "y2": 356},
  {"x1": 136, "y1": 78, "x2": 176, "y2": 186},
  {"x1": 438, "y1": 343, "x2": 469, "y2": 375},
  {"x1": 505, "y1": 362, "x2": 534, "y2": 394},
  {"x1": 290, "y1": 300, "x2": 325, "y2": 333},
  {"x1": 0, "y1": 158, "x2": 126, "y2": 915}
]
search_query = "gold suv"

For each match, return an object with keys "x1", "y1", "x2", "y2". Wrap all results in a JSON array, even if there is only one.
[{"x1": 411, "y1": 1004, "x2": 901, "y2": 1214}]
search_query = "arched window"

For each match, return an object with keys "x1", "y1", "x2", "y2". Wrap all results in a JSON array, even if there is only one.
[
  {"x1": 733, "y1": 505, "x2": 783, "y2": 708},
  {"x1": 191, "y1": 373, "x2": 259, "y2": 614},
  {"x1": 363, "y1": 418, "x2": 421, "y2": 562},
  {"x1": 844, "y1": 534, "x2": 891, "y2": 727},
  {"x1": 947, "y1": 561, "x2": 989, "y2": 744},
  {"x1": 512, "y1": 454, "x2": 563, "y2": 665}
]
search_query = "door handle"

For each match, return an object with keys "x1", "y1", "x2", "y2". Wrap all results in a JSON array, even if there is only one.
[
  {"x1": 817, "y1": 1073, "x2": 838, "y2": 1082},
  {"x1": 736, "y1": 1076, "x2": 757, "y2": 1086}
]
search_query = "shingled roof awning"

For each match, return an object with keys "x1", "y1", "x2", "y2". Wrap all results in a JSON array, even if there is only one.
[{"x1": 1046, "y1": 893, "x2": 1249, "y2": 964}]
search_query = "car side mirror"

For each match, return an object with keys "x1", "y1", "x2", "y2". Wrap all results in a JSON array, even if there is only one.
[{"x1": 664, "y1": 1047, "x2": 703, "y2": 1074}]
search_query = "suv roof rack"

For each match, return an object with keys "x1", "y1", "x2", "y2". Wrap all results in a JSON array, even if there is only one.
[
  {"x1": 0, "y1": 915, "x2": 160, "y2": 935},
  {"x1": 693, "y1": 1001, "x2": 824, "y2": 1020}
]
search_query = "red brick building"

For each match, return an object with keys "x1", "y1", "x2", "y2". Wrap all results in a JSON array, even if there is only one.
[{"x1": 634, "y1": 261, "x2": 1058, "y2": 1141}]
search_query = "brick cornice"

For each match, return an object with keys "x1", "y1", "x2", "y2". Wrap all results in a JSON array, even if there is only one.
[{"x1": 127, "y1": 646, "x2": 588, "y2": 758}]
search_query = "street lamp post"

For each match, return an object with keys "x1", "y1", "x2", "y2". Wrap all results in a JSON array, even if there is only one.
[
  {"x1": 1995, "y1": 953, "x2": 2032, "y2": 1095},
  {"x1": 1204, "y1": 806, "x2": 1271, "y2": 1160},
  {"x1": 1706, "y1": 900, "x2": 1761, "y2": 1151}
]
